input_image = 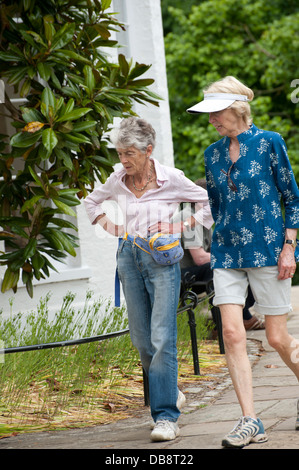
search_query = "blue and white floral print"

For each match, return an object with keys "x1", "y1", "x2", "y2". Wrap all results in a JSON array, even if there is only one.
[{"x1": 204, "y1": 124, "x2": 299, "y2": 269}]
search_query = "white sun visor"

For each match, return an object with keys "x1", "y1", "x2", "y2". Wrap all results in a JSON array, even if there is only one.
[{"x1": 187, "y1": 93, "x2": 249, "y2": 113}]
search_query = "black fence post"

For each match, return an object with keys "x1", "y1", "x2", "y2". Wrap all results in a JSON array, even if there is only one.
[
  {"x1": 142, "y1": 368, "x2": 150, "y2": 406},
  {"x1": 179, "y1": 290, "x2": 200, "y2": 376},
  {"x1": 213, "y1": 306, "x2": 225, "y2": 354},
  {"x1": 186, "y1": 306, "x2": 200, "y2": 375}
]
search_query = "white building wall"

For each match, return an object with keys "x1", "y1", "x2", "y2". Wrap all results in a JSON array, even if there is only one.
[
  {"x1": 116, "y1": 0, "x2": 174, "y2": 167},
  {"x1": 0, "y1": 0, "x2": 174, "y2": 318}
]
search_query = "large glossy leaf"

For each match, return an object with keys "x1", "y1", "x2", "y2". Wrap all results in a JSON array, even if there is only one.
[
  {"x1": 7, "y1": 67, "x2": 31, "y2": 86},
  {"x1": 63, "y1": 132, "x2": 91, "y2": 144},
  {"x1": 128, "y1": 63, "x2": 152, "y2": 80},
  {"x1": 52, "y1": 230, "x2": 77, "y2": 256},
  {"x1": 37, "y1": 62, "x2": 52, "y2": 81},
  {"x1": 127, "y1": 78, "x2": 155, "y2": 88},
  {"x1": 41, "y1": 88, "x2": 57, "y2": 120},
  {"x1": 52, "y1": 50, "x2": 91, "y2": 64},
  {"x1": 25, "y1": 30, "x2": 47, "y2": 47},
  {"x1": 52, "y1": 199, "x2": 77, "y2": 216},
  {"x1": 50, "y1": 23, "x2": 76, "y2": 51},
  {"x1": 28, "y1": 166, "x2": 44, "y2": 188},
  {"x1": 42, "y1": 128, "x2": 58, "y2": 152},
  {"x1": 10, "y1": 130, "x2": 42, "y2": 148},
  {"x1": 0, "y1": 51, "x2": 22, "y2": 61},
  {"x1": 21, "y1": 195, "x2": 43, "y2": 213},
  {"x1": 56, "y1": 108, "x2": 92, "y2": 123},
  {"x1": 22, "y1": 108, "x2": 44, "y2": 123},
  {"x1": 72, "y1": 120, "x2": 97, "y2": 132},
  {"x1": 101, "y1": 0, "x2": 112, "y2": 11},
  {"x1": 118, "y1": 54, "x2": 130, "y2": 77},
  {"x1": 1, "y1": 267, "x2": 20, "y2": 293},
  {"x1": 23, "y1": 238, "x2": 37, "y2": 260},
  {"x1": 83, "y1": 65, "x2": 96, "y2": 94}
]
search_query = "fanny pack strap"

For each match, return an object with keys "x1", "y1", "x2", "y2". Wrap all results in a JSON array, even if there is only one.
[{"x1": 123, "y1": 232, "x2": 151, "y2": 255}]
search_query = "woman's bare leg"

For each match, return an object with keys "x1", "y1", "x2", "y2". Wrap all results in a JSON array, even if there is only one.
[
  {"x1": 220, "y1": 303, "x2": 256, "y2": 418},
  {"x1": 265, "y1": 314, "x2": 299, "y2": 380}
]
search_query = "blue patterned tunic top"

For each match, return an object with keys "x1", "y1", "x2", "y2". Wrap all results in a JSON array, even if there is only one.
[{"x1": 204, "y1": 124, "x2": 299, "y2": 269}]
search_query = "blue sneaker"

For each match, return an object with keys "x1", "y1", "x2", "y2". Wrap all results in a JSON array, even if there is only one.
[{"x1": 222, "y1": 416, "x2": 268, "y2": 448}]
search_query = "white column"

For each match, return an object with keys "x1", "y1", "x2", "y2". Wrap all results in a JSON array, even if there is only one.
[{"x1": 113, "y1": 0, "x2": 174, "y2": 167}]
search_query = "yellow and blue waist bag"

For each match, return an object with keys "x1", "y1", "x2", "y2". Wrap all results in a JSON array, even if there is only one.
[{"x1": 124, "y1": 232, "x2": 184, "y2": 266}]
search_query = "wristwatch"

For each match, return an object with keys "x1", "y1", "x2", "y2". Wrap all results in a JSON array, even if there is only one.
[{"x1": 285, "y1": 239, "x2": 297, "y2": 250}]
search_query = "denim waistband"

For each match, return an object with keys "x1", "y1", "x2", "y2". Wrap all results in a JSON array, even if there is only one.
[{"x1": 123, "y1": 233, "x2": 151, "y2": 254}]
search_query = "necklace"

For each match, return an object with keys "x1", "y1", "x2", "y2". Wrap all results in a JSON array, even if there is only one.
[{"x1": 132, "y1": 162, "x2": 154, "y2": 191}]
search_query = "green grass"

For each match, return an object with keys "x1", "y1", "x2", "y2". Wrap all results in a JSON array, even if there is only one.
[{"x1": 0, "y1": 291, "x2": 215, "y2": 436}]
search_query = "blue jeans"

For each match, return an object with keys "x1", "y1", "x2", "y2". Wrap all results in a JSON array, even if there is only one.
[{"x1": 117, "y1": 238, "x2": 181, "y2": 422}]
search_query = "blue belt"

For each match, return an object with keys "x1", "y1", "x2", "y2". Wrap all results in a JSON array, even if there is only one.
[{"x1": 123, "y1": 232, "x2": 152, "y2": 254}]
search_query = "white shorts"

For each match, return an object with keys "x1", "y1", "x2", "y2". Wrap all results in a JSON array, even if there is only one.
[{"x1": 213, "y1": 266, "x2": 292, "y2": 316}]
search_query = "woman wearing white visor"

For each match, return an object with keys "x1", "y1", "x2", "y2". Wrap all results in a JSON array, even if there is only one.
[{"x1": 187, "y1": 76, "x2": 299, "y2": 448}]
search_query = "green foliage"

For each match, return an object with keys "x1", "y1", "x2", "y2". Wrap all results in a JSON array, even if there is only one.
[
  {"x1": 163, "y1": 0, "x2": 299, "y2": 181},
  {"x1": 0, "y1": 0, "x2": 160, "y2": 296},
  {"x1": 0, "y1": 291, "x2": 136, "y2": 429}
]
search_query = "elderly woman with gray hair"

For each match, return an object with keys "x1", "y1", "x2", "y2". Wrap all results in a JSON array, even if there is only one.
[
  {"x1": 188, "y1": 75, "x2": 299, "y2": 448},
  {"x1": 84, "y1": 117, "x2": 213, "y2": 442}
]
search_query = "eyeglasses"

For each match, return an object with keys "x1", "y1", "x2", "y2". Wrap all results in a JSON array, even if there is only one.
[{"x1": 221, "y1": 163, "x2": 237, "y2": 192}]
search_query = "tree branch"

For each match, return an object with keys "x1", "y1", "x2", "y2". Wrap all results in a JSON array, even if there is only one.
[{"x1": 243, "y1": 24, "x2": 276, "y2": 59}]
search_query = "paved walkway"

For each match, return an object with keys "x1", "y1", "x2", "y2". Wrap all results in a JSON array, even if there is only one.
[{"x1": 1, "y1": 288, "x2": 299, "y2": 451}]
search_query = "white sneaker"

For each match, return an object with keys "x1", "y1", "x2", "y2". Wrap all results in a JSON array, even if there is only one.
[
  {"x1": 151, "y1": 420, "x2": 180, "y2": 442},
  {"x1": 150, "y1": 391, "x2": 186, "y2": 429},
  {"x1": 222, "y1": 416, "x2": 267, "y2": 448}
]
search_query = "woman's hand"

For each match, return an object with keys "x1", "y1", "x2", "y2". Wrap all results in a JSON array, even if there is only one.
[
  {"x1": 96, "y1": 214, "x2": 124, "y2": 237},
  {"x1": 148, "y1": 221, "x2": 183, "y2": 235},
  {"x1": 277, "y1": 245, "x2": 296, "y2": 280},
  {"x1": 278, "y1": 229, "x2": 297, "y2": 280},
  {"x1": 148, "y1": 217, "x2": 195, "y2": 235}
]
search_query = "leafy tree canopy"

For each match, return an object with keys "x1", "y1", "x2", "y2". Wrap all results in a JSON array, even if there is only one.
[{"x1": 163, "y1": 0, "x2": 299, "y2": 181}]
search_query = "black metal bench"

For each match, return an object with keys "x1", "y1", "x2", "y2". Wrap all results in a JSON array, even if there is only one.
[{"x1": 180, "y1": 271, "x2": 224, "y2": 356}]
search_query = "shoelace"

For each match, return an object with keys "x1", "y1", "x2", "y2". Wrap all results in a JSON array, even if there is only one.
[
  {"x1": 154, "y1": 420, "x2": 176, "y2": 431},
  {"x1": 155, "y1": 420, "x2": 170, "y2": 427},
  {"x1": 229, "y1": 417, "x2": 257, "y2": 438},
  {"x1": 230, "y1": 417, "x2": 244, "y2": 434}
]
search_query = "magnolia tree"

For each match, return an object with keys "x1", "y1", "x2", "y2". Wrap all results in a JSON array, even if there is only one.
[{"x1": 0, "y1": 0, "x2": 160, "y2": 296}]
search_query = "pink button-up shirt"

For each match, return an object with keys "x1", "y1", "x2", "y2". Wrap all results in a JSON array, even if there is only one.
[{"x1": 84, "y1": 158, "x2": 214, "y2": 237}]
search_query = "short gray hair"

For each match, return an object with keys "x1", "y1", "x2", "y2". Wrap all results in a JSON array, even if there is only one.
[{"x1": 110, "y1": 117, "x2": 156, "y2": 152}]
